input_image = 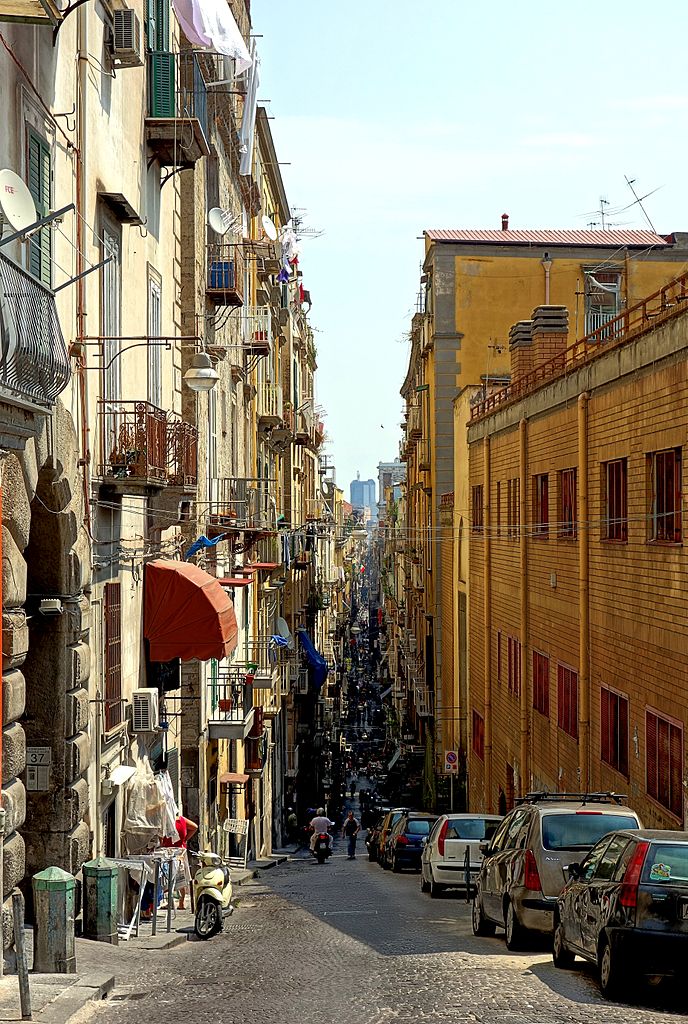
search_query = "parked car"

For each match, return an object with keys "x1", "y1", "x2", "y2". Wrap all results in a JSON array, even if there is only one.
[
  {"x1": 365, "y1": 810, "x2": 390, "y2": 861},
  {"x1": 421, "y1": 813, "x2": 502, "y2": 898},
  {"x1": 377, "y1": 808, "x2": 409, "y2": 868},
  {"x1": 554, "y1": 829, "x2": 688, "y2": 999},
  {"x1": 472, "y1": 792, "x2": 642, "y2": 949},
  {"x1": 384, "y1": 812, "x2": 439, "y2": 872}
]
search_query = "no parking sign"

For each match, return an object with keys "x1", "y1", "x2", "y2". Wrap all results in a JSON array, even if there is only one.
[{"x1": 444, "y1": 749, "x2": 458, "y2": 774}]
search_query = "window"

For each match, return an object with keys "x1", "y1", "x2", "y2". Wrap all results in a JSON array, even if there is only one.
[
  {"x1": 601, "y1": 686, "x2": 629, "y2": 776},
  {"x1": 648, "y1": 448, "x2": 682, "y2": 543},
  {"x1": 104, "y1": 582, "x2": 122, "y2": 731},
  {"x1": 557, "y1": 664, "x2": 578, "y2": 739},
  {"x1": 507, "y1": 636, "x2": 521, "y2": 697},
  {"x1": 532, "y1": 474, "x2": 549, "y2": 537},
  {"x1": 646, "y1": 709, "x2": 683, "y2": 819},
  {"x1": 595, "y1": 834, "x2": 632, "y2": 881},
  {"x1": 507, "y1": 478, "x2": 520, "y2": 538},
  {"x1": 543, "y1": 814, "x2": 637, "y2": 852},
  {"x1": 532, "y1": 651, "x2": 550, "y2": 717},
  {"x1": 147, "y1": 272, "x2": 162, "y2": 407},
  {"x1": 496, "y1": 481, "x2": 501, "y2": 537},
  {"x1": 558, "y1": 468, "x2": 577, "y2": 539},
  {"x1": 471, "y1": 485, "x2": 484, "y2": 534},
  {"x1": 602, "y1": 458, "x2": 627, "y2": 541},
  {"x1": 496, "y1": 631, "x2": 502, "y2": 684},
  {"x1": 101, "y1": 220, "x2": 121, "y2": 404},
  {"x1": 27, "y1": 128, "x2": 52, "y2": 287},
  {"x1": 472, "y1": 710, "x2": 484, "y2": 760},
  {"x1": 584, "y1": 270, "x2": 621, "y2": 337}
]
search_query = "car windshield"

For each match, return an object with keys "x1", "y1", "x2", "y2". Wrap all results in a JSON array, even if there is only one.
[
  {"x1": 407, "y1": 819, "x2": 433, "y2": 835},
  {"x1": 642, "y1": 844, "x2": 688, "y2": 885},
  {"x1": 542, "y1": 813, "x2": 638, "y2": 850},
  {"x1": 447, "y1": 818, "x2": 496, "y2": 840}
]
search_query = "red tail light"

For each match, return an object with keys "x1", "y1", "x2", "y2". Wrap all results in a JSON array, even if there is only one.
[
  {"x1": 437, "y1": 820, "x2": 449, "y2": 857},
  {"x1": 524, "y1": 849, "x2": 542, "y2": 892},
  {"x1": 396, "y1": 834, "x2": 409, "y2": 845},
  {"x1": 619, "y1": 841, "x2": 649, "y2": 909}
]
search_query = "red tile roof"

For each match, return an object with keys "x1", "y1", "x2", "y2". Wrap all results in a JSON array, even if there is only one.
[{"x1": 425, "y1": 228, "x2": 670, "y2": 247}]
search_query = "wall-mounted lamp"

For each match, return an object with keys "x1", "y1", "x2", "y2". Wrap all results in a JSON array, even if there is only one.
[{"x1": 184, "y1": 351, "x2": 219, "y2": 392}]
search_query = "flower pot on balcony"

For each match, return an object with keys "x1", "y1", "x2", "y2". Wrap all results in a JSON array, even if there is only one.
[{"x1": 219, "y1": 698, "x2": 233, "y2": 712}]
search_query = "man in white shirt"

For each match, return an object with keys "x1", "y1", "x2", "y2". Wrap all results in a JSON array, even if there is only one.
[{"x1": 309, "y1": 808, "x2": 334, "y2": 851}]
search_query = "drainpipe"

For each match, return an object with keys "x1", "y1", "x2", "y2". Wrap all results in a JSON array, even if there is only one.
[
  {"x1": 482, "y1": 436, "x2": 492, "y2": 812},
  {"x1": 519, "y1": 419, "x2": 529, "y2": 796},
  {"x1": 541, "y1": 254, "x2": 553, "y2": 305},
  {"x1": 578, "y1": 393, "x2": 590, "y2": 789},
  {"x1": 77, "y1": 1, "x2": 91, "y2": 535}
]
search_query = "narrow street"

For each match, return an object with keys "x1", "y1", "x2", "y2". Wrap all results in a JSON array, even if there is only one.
[{"x1": 83, "y1": 825, "x2": 685, "y2": 1024}]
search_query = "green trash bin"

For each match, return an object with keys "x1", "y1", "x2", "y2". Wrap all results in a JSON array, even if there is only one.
[
  {"x1": 32, "y1": 866, "x2": 76, "y2": 973},
  {"x1": 83, "y1": 857, "x2": 119, "y2": 945}
]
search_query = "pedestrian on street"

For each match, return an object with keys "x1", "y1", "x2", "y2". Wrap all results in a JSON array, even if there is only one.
[
  {"x1": 342, "y1": 810, "x2": 360, "y2": 860},
  {"x1": 287, "y1": 807, "x2": 298, "y2": 845},
  {"x1": 350, "y1": 780, "x2": 357, "y2": 798}
]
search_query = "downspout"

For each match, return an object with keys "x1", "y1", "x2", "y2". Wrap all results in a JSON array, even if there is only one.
[
  {"x1": 519, "y1": 418, "x2": 529, "y2": 796},
  {"x1": 482, "y1": 436, "x2": 492, "y2": 812},
  {"x1": 76, "y1": 3, "x2": 91, "y2": 535},
  {"x1": 578, "y1": 393, "x2": 590, "y2": 789}
]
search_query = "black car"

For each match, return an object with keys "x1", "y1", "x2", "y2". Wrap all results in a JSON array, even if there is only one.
[
  {"x1": 384, "y1": 812, "x2": 438, "y2": 872},
  {"x1": 554, "y1": 829, "x2": 688, "y2": 999},
  {"x1": 365, "y1": 811, "x2": 389, "y2": 862}
]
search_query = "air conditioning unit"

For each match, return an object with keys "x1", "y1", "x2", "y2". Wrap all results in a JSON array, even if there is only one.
[
  {"x1": 112, "y1": 9, "x2": 144, "y2": 67},
  {"x1": 132, "y1": 688, "x2": 159, "y2": 732}
]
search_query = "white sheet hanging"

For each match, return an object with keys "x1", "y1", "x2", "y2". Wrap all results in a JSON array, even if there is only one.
[
  {"x1": 171, "y1": 0, "x2": 252, "y2": 70},
  {"x1": 239, "y1": 39, "x2": 259, "y2": 176}
]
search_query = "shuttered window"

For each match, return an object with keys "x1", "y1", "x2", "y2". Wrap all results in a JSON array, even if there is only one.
[
  {"x1": 648, "y1": 448, "x2": 682, "y2": 543},
  {"x1": 646, "y1": 709, "x2": 683, "y2": 820},
  {"x1": 472, "y1": 710, "x2": 484, "y2": 761},
  {"x1": 532, "y1": 474, "x2": 549, "y2": 537},
  {"x1": 557, "y1": 664, "x2": 578, "y2": 739},
  {"x1": 471, "y1": 485, "x2": 483, "y2": 534},
  {"x1": 147, "y1": 272, "x2": 162, "y2": 406},
  {"x1": 601, "y1": 686, "x2": 629, "y2": 777},
  {"x1": 507, "y1": 635, "x2": 521, "y2": 697},
  {"x1": 27, "y1": 129, "x2": 51, "y2": 287},
  {"x1": 558, "y1": 468, "x2": 577, "y2": 539},
  {"x1": 507, "y1": 478, "x2": 519, "y2": 538},
  {"x1": 603, "y1": 458, "x2": 628, "y2": 541},
  {"x1": 104, "y1": 582, "x2": 122, "y2": 731},
  {"x1": 532, "y1": 651, "x2": 550, "y2": 717}
]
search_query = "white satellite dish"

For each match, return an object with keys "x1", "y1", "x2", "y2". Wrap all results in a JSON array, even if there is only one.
[
  {"x1": 0, "y1": 169, "x2": 37, "y2": 233},
  {"x1": 208, "y1": 207, "x2": 239, "y2": 236},
  {"x1": 261, "y1": 214, "x2": 278, "y2": 241}
]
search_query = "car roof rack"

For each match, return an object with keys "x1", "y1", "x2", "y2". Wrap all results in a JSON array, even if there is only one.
[{"x1": 516, "y1": 791, "x2": 627, "y2": 806}]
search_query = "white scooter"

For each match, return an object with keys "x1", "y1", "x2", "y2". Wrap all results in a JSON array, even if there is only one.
[{"x1": 193, "y1": 851, "x2": 234, "y2": 939}]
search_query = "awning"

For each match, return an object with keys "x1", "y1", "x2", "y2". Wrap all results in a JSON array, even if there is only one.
[
  {"x1": 219, "y1": 772, "x2": 249, "y2": 785},
  {"x1": 145, "y1": 560, "x2": 238, "y2": 662},
  {"x1": 218, "y1": 577, "x2": 253, "y2": 587},
  {"x1": 244, "y1": 562, "x2": 279, "y2": 571},
  {"x1": 296, "y1": 628, "x2": 329, "y2": 692}
]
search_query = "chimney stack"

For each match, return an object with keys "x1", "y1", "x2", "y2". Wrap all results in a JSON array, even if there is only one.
[
  {"x1": 531, "y1": 305, "x2": 569, "y2": 367},
  {"x1": 501, "y1": 213, "x2": 509, "y2": 231},
  {"x1": 508, "y1": 320, "x2": 533, "y2": 383}
]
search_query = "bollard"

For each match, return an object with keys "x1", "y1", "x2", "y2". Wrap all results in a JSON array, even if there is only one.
[
  {"x1": 12, "y1": 892, "x2": 31, "y2": 1020},
  {"x1": 32, "y1": 867, "x2": 76, "y2": 974},
  {"x1": 82, "y1": 857, "x2": 119, "y2": 945},
  {"x1": 166, "y1": 862, "x2": 173, "y2": 933},
  {"x1": 151, "y1": 861, "x2": 159, "y2": 937}
]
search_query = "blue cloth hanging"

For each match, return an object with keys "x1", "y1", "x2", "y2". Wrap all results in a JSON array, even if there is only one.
[
  {"x1": 296, "y1": 628, "x2": 328, "y2": 692},
  {"x1": 184, "y1": 534, "x2": 227, "y2": 561}
]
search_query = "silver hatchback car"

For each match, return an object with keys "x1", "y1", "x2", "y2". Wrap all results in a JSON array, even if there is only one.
[{"x1": 471, "y1": 792, "x2": 641, "y2": 949}]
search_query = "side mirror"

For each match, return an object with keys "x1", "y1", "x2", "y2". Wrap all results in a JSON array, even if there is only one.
[
  {"x1": 479, "y1": 842, "x2": 491, "y2": 856},
  {"x1": 565, "y1": 862, "x2": 581, "y2": 880}
]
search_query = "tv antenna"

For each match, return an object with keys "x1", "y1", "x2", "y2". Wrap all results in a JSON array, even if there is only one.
[
  {"x1": 624, "y1": 176, "x2": 657, "y2": 233},
  {"x1": 292, "y1": 208, "x2": 324, "y2": 240}
]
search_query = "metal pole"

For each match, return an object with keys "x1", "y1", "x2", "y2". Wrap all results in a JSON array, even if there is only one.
[
  {"x1": 12, "y1": 893, "x2": 31, "y2": 1020},
  {"x1": 166, "y1": 861, "x2": 174, "y2": 933},
  {"x1": 450, "y1": 773, "x2": 454, "y2": 813},
  {"x1": 151, "y1": 861, "x2": 159, "y2": 937}
]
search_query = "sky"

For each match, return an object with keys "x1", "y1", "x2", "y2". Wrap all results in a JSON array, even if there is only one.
[{"x1": 252, "y1": 0, "x2": 688, "y2": 500}]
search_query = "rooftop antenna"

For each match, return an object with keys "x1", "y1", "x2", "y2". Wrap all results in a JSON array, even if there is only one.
[{"x1": 624, "y1": 176, "x2": 657, "y2": 233}]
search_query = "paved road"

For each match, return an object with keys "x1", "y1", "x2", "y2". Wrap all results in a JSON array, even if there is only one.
[{"x1": 84, "y1": 832, "x2": 688, "y2": 1024}]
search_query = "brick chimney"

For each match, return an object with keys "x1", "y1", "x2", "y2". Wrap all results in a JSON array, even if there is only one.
[
  {"x1": 531, "y1": 305, "x2": 568, "y2": 367},
  {"x1": 508, "y1": 320, "x2": 533, "y2": 382},
  {"x1": 501, "y1": 212, "x2": 509, "y2": 231}
]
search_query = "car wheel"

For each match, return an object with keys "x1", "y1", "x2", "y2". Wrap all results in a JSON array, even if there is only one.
[
  {"x1": 382, "y1": 852, "x2": 391, "y2": 870},
  {"x1": 471, "y1": 894, "x2": 496, "y2": 936},
  {"x1": 599, "y1": 937, "x2": 621, "y2": 1000},
  {"x1": 420, "y1": 869, "x2": 430, "y2": 893},
  {"x1": 392, "y1": 855, "x2": 401, "y2": 873},
  {"x1": 552, "y1": 921, "x2": 575, "y2": 969},
  {"x1": 429, "y1": 874, "x2": 444, "y2": 899},
  {"x1": 504, "y1": 900, "x2": 526, "y2": 951}
]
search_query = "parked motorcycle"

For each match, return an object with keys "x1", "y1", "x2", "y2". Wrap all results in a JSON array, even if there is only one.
[
  {"x1": 312, "y1": 832, "x2": 332, "y2": 864},
  {"x1": 193, "y1": 851, "x2": 233, "y2": 939}
]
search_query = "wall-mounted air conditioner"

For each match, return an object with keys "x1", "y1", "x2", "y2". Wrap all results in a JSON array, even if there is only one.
[
  {"x1": 132, "y1": 688, "x2": 159, "y2": 732},
  {"x1": 112, "y1": 9, "x2": 144, "y2": 67}
]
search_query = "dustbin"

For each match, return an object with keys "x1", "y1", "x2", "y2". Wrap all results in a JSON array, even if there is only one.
[
  {"x1": 32, "y1": 866, "x2": 76, "y2": 973},
  {"x1": 83, "y1": 857, "x2": 119, "y2": 945}
]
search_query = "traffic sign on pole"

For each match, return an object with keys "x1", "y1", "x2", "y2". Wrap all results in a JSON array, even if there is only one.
[{"x1": 444, "y1": 750, "x2": 458, "y2": 774}]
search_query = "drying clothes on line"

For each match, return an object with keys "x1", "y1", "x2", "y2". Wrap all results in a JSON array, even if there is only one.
[
  {"x1": 171, "y1": 0, "x2": 252, "y2": 69},
  {"x1": 184, "y1": 533, "x2": 226, "y2": 561}
]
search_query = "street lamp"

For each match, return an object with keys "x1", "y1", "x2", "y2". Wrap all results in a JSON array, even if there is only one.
[{"x1": 184, "y1": 351, "x2": 219, "y2": 392}]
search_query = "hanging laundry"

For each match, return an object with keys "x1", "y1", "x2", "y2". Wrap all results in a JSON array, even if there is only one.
[
  {"x1": 171, "y1": 0, "x2": 252, "y2": 69},
  {"x1": 184, "y1": 533, "x2": 226, "y2": 561}
]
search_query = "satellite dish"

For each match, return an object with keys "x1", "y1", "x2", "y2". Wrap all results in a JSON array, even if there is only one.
[
  {"x1": 208, "y1": 207, "x2": 238, "y2": 236},
  {"x1": 261, "y1": 214, "x2": 278, "y2": 241},
  {"x1": 0, "y1": 170, "x2": 37, "y2": 233}
]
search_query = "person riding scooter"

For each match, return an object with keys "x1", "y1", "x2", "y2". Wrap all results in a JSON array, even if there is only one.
[{"x1": 308, "y1": 808, "x2": 334, "y2": 853}]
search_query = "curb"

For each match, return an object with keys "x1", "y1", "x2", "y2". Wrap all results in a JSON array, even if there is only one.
[{"x1": 34, "y1": 971, "x2": 115, "y2": 1024}]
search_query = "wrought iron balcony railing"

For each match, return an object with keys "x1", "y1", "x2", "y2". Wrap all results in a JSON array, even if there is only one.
[
  {"x1": 206, "y1": 477, "x2": 276, "y2": 531},
  {"x1": 206, "y1": 242, "x2": 245, "y2": 307},
  {"x1": 256, "y1": 382, "x2": 283, "y2": 424},
  {"x1": 0, "y1": 251, "x2": 70, "y2": 412},
  {"x1": 146, "y1": 51, "x2": 209, "y2": 167},
  {"x1": 98, "y1": 400, "x2": 198, "y2": 489},
  {"x1": 207, "y1": 675, "x2": 254, "y2": 739}
]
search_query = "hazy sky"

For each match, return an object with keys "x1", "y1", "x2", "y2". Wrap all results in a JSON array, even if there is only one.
[{"x1": 253, "y1": 0, "x2": 688, "y2": 498}]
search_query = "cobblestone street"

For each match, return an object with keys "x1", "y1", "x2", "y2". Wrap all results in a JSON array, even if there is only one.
[{"x1": 80, "y1": 832, "x2": 688, "y2": 1024}]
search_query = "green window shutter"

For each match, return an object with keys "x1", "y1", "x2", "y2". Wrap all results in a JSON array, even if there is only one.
[
  {"x1": 27, "y1": 130, "x2": 51, "y2": 287},
  {"x1": 155, "y1": 0, "x2": 169, "y2": 49},
  {"x1": 149, "y1": 50, "x2": 176, "y2": 117}
]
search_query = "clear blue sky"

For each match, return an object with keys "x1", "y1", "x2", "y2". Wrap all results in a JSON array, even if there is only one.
[{"x1": 253, "y1": 0, "x2": 688, "y2": 495}]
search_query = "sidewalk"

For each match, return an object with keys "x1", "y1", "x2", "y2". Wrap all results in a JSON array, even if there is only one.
[{"x1": 0, "y1": 855, "x2": 290, "y2": 1023}]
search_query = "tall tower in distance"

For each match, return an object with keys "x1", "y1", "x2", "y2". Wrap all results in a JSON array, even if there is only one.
[{"x1": 350, "y1": 470, "x2": 377, "y2": 520}]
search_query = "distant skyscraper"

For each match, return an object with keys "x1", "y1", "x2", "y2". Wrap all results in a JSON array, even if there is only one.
[{"x1": 350, "y1": 471, "x2": 376, "y2": 517}]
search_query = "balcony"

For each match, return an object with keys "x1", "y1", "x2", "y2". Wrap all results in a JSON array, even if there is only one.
[
  {"x1": 414, "y1": 684, "x2": 432, "y2": 718},
  {"x1": 98, "y1": 400, "x2": 197, "y2": 492},
  {"x1": 407, "y1": 403, "x2": 422, "y2": 440},
  {"x1": 206, "y1": 243, "x2": 245, "y2": 307},
  {"x1": 417, "y1": 439, "x2": 430, "y2": 472},
  {"x1": 305, "y1": 498, "x2": 324, "y2": 520},
  {"x1": 146, "y1": 51, "x2": 210, "y2": 167},
  {"x1": 257, "y1": 382, "x2": 283, "y2": 425},
  {"x1": 243, "y1": 306, "x2": 272, "y2": 356},
  {"x1": 208, "y1": 675, "x2": 255, "y2": 740},
  {"x1": 0, "y1": 251, "x2": 70, "y2": 413},
  {"x1": 207, "y1": 477, "x2": 276, "y2": 532},
  {"x1": 294, "y1": 405, "x2": 315, "y2": 446}
]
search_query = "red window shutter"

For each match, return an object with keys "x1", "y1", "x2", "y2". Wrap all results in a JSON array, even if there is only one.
[
  {"x1": 601, "y1": 688, "x2": 610, "y2": 765},
  {"x1": 658, "y1": 717, "x2": 671, "y2": 808},
  {"x1": 618, "y1": 696, "x2": 629, "y2": 777},
  {"x1": 670, "y1": 723, "x2": 683, "y2": 819},
  {"x1": 646, "y1": 711, "x2": 658, "y2": 800},
  {"x1": 673, "y1": 451, "x2": 682, "y2": 542}
]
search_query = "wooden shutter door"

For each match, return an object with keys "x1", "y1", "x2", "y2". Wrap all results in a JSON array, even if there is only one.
[{"x1": 27, "y1": 131, "x2": 51, "y2": 286}]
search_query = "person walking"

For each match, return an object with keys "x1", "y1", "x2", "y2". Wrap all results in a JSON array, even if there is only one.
[{"x1": 342, "y1": 810, "x2": 360, "y2": 860}]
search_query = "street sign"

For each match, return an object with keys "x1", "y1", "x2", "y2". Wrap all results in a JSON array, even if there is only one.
[{"x1": 444, "y1": 749, "x2": 459, "y2": 774}]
